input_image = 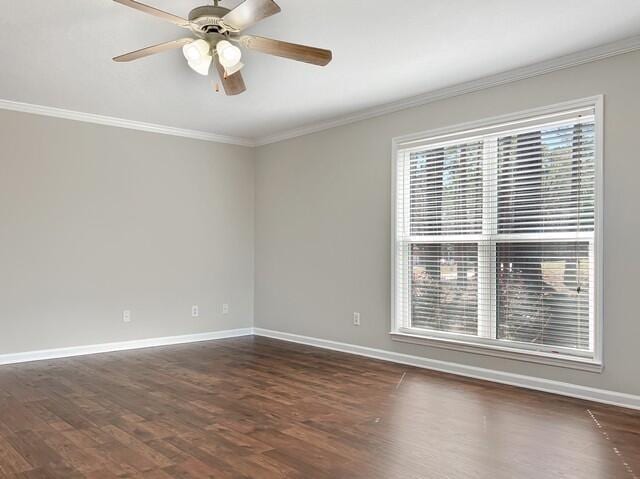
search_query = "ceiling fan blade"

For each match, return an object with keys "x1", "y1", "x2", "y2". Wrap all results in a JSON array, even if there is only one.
[
  {"x1": 222, "y1": 0, "x2": 281, "y2": 32},
  {"x1": 238, "y1": 36, "x2": 332, "y2": 66},
  {"x1": 113, "y1": 0, "x2": 191, "y2": 28},
  {"x1": 213, "y1": 57, "x2": 246, "y2": 96},
  {"x1": 113, "y1": 38, "x2": 193, "y2": 62}
]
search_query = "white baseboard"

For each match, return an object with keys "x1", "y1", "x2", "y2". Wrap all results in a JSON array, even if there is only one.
[
  {"x1": 0, "y1": 328, "x2": 253, "y2": 366},
  {"x1": 3, "y1": 327, "x2": 638, "y2": 411},
  {"x1": 252, "y1": 328, "x2": 640, "y2": 411}
]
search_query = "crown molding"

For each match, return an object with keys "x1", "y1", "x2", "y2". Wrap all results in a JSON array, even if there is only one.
[
  {"x1": 0, "y1": 99, "x2": 256, "y2": 147},
  {"x1": 254, "y1": 34, "x2": 640, "y2": 146},
  {"x1": 2, "y1": 35, "x2": 640, "y2": 148}
]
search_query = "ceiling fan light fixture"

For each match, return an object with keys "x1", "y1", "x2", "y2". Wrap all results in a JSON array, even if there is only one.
[
  {"x1": 182, "y1": 39, "x2": 210, "y2": 63},
  {"x1": 182, "y1": 39, "x2": 212, "y2": 75},
  {"x1": 216, "y1": 40, "x2": 242, "y2": 68},
  {"x1": 188, "y1": 56, "x2": 212, "y2": 75}
]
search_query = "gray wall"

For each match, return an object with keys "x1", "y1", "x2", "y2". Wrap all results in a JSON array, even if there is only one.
[
  {"x1": 2, "y1": 49, "x2": 638, "y2": 397},
  {"x1": 254, "y1": 50, "x2": 640, "y2": 396},
  {"x1": 0, "y1": 110, "x2": 255, "y2": 353}
]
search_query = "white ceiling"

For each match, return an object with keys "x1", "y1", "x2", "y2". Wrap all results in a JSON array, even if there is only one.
[{"x1": 2, "y1": 1, "x2": 640, "y2": 141}]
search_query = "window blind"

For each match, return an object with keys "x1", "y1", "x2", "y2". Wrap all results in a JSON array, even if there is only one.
[{"x1": 394, "y1": 104, "x2": 598, "y2": 359}]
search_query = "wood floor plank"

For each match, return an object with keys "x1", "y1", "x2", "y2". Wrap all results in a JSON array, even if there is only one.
[{"x1": 0, "y1": 336, "x2": 638, "y2": 478}]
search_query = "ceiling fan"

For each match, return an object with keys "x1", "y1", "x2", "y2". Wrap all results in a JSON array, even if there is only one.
[{"x1": 112, "y1": 0, "x2": 333, "y2": 95}]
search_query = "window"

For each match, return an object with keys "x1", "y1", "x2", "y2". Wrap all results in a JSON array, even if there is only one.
[{"x1": 392, "y1": 98, "x2": 602, "y2": 369}]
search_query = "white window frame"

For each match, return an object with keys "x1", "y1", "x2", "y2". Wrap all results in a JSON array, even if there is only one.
[{"x1": 390, "y1": 96, "x2": 604, "y2": 372}]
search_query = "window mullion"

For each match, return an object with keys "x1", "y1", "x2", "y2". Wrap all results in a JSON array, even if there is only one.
[{"x1": 478, "y1": 137, "x2": 498, "y2": 339}]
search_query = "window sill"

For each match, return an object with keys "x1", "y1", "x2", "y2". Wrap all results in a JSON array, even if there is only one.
[{"x1": 390, "y1": 331, "x2": 603, "y2": 373}]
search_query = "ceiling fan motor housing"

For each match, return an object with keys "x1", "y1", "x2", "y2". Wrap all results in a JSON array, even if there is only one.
[{"x1": 189, "y1": 5, "x2": 231, "y2": 34}]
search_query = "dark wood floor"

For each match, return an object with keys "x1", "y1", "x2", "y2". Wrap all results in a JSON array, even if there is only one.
[{"x1": 0, "y1": 336, "x2": 639, "y2": 478}]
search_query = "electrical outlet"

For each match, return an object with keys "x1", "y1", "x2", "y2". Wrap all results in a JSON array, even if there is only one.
[
  {"x1": 353, "y1": 312, "x2": 361, "y2": 326},
  {"x1": 192, "y1": 305, "x2": 199, "y2": 318},
  {"x1": 222, "y1": 304, "x2": 229, "y2": 314},
  {"x1": 123, "y1": 310, "x2": 131, "y2": 323}
]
